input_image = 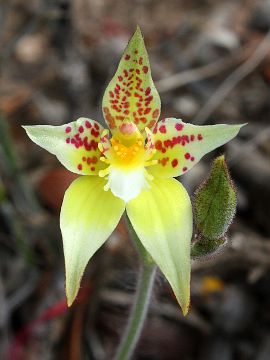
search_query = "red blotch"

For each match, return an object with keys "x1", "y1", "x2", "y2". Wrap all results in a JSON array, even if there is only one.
[
  {"x1": 159, "y1": 125, "x2": 166, "y2": 133},
  {"x1": 65, "y1": 126, "x2": 71, "y2": 133},
  {"x1": 78, "y1": 126, "x2": 84, "y2": 133},
  {"x1": 198, "y1": 134, "x2": 203, "y2": 141},
  {"x1": 183, "y1": 167, "x2": 187, "y2": 172},
  {"x1": 190, "y1": 134, "x2": 195, "y2": 141},
  {"x1": 175, "y1": 123, "x2": 183, "y2": 131},
  {"x1": 158, "y1": 157, "x2": 169, "y2": 166},
  {"x1": 94, "y1": 123, "x2": 99, "y2": 130},
  {"x1": 184, "y1": 153, "x2": 190, "y2": 159},
  {"x1": 143, "y1": 66, "x2": 148, "y2": 74},
  {"x1": 155, "y1": 140, "x2": 163, "y2": 151},
  {"x1": 144, "y1": 108, "x2": 151, "y2": 115},
  {"x1": 152, "y1": 109, "x2": 160, "y2": 118},
  {"x1": 145, "y1": 87, "x2": 151, "y2": 96},
  {"x1": 91, "y1": 167, "x2": 95, "y2": 171},
  {"x1": 66, "y1": 138, "x2": 70, "y2": 144},
  {"x1": 172, "y1": 159, "x2": 178, "y2": 168},
  {"x1": 145, "y1": 96, "x2": 153, "y2": 102},
  {"x1": 191, "y1": 156, "x2": 195, "y2": 161},
  {"x1": 77, "y1": 164, "x2": 82, "y2": 171},
  {"x1": 125, "y1": 54, "x2": 130, "y2": 60},
  {"x1": 85, "y1": 120, "x2": 92, "y2": 128}
]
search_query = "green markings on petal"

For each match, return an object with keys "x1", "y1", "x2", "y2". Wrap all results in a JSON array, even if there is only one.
[
  {"x1": 127, "y1": 178, "x2": 192, "y2": 315},
  {"x1": 192, "y1": 155, "x2": 236, "y2": 258},
  {"x1": 60, "y1": 176, "x2": 125, "y2": 306},
  {"x1": 23, "y1": 118, "x2": 106, "y2": 175},
  {"x1": 102, "y1": 27, "x2": 161, "y2": 133}
]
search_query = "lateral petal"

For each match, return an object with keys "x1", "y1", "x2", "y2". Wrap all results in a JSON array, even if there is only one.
[
  {"x1": 126, "y1": 177, "x2": 192, "y2": 315},
  {"x1": 60, "y1": 176, "x2": 125, "y2": 305},
  {"x1": 23, "y1": 117, "x2": 105, "y2": 175},
  {"x1": 149, "y1": 118, "x2": 244, "y2": 178}
]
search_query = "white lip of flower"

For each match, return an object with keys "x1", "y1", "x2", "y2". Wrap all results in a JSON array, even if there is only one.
[{"x1": 98, "y1": 123, "x2": 157, "y2": 202}]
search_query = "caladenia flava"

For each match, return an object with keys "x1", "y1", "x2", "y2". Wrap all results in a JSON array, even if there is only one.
[{"x1": 23, "y1": 26, "x2": 244, "y2": 356}]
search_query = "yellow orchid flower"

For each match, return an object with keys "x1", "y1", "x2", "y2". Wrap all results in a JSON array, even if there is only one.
[{"x1": 23, "y1": 28, "x2": 244, "y2": 315}]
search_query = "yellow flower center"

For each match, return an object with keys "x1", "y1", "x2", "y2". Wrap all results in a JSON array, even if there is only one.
[{"x1": 98, "y1": 123, "x2": 157, "y2": 176}]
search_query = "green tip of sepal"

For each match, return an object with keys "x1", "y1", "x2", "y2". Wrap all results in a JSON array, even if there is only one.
[{"x1": 193, "y1": 155, "x2": 237, "y2": 242}]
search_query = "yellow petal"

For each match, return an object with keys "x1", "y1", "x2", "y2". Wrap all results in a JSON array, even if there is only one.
[
  {"x1": 150, "y1": 118, "x2": 245, "y2": 178},
  {"x1": 23, "y1": 117, "x2": 106, "y2": 175},
  {"x1": 126, "y1": 177, "x2": 192, "y2": 315},
  {"x1": 60, "y1": 176, "x2": 125, "y2": 306},
  {"x1": 102, "y1": 27, "x2": 161, "y2": 133}
]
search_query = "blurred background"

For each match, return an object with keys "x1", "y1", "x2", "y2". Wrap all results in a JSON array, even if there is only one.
[{"x1": 1, "y1": 0, "x2": 270, "y2": 359}]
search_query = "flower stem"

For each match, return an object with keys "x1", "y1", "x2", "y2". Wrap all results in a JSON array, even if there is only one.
[{"x1": 114, "y1": 215, "x2": 156, "y2": 360}]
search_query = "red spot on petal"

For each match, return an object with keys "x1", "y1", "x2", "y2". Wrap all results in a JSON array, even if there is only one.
[
  {"x1": 144, "y1": 108, "x2": 151, "y2": 115},
  {"x1": 152, "y1": 109, "x2": 160, "y2": 119},
  {"x1": 159, "y1": 125, "x2": 166, "y2": 133},
  {"x1": 143, "y1": 66, "x2": 148, "y2": 74},
  {"x1": 65, "y1": 126, "x2": 71, "y2": 133},
  {"x1": 77, "y1": 164, "x2": 82, "y2": 171},
  {"x1": 91, "y1": 167, "x2": 95, "y2": 171},
  {"x1": 78, "y1": 126, "x2": 84, "y2": 133},
  {"x1": 125, "y1": 54, "x2": 130, "y2": 60},
  {"x1": 145, "y1": 96, "x2": 153, "y2": 102},
  {"x1": 155, "y1": 140, "x2": 163, "y2": 151},
  {"x1": 172, "y1": 159, "x2": 178, "y2": 168},
  {"x1": 183, "y1": 167, "x2": 187, "y2": 172},
  {"x1": 198, "y1": 134, "x2": 203, "y2": 141},
  {"x1": 175, "y1": 123, "x2": 183, "y2": 131},
  {"x1": 66, "y1": 138, "x2": 70, "y2": 143},
  {"x1": 184, "y1": 153, "x2": 190, "y2": 159},
  {"x1": 145, "y1": 87, "x2": 151, "y2": 96},
  {"x1": 85, "y1": 120, "x2": 92, "y2": 128}
]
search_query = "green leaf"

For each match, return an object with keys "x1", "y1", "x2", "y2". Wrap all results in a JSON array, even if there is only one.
[
  {"x1": 193, "y1": 155, "x2": 237, "y2": 240},
  {"x1": 102, "y1": 27, "x2": 161, "y2": 133}
]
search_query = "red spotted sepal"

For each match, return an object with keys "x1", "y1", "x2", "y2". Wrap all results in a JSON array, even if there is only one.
[
  {"x1": 102, "y1": 27, "x2": 161, "y2": 133},
  {"x1": 149, "y1": 118, "x2": 245, "y2": 178},
  {"x1": 23, "y1": 117, "x2": 106, "y2": 175}
]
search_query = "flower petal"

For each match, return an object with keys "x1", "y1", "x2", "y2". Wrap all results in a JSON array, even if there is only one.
[
  {"x1": 126, "y1": 177, "x2": 192, "y2": 315},
  {"x1": 60, "y1": 176, "x2": 125, "y2": 306},
  {"x1": 149, "y1": 118, "x2": 245, "y2": 178},
  {"x1": 23, "y1": 118, "x2": 106, "y2": 175},
  {"x1": 104, "y1": 166, "x2": 150, "y2": 203},
  {"x1": 102, "y1": 27, "x2": 161, "y2": 133}
]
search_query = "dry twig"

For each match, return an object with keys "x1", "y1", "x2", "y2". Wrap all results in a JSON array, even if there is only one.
[{"x1": 193, "y1": 30, "x2": 270, "y2": 124}]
